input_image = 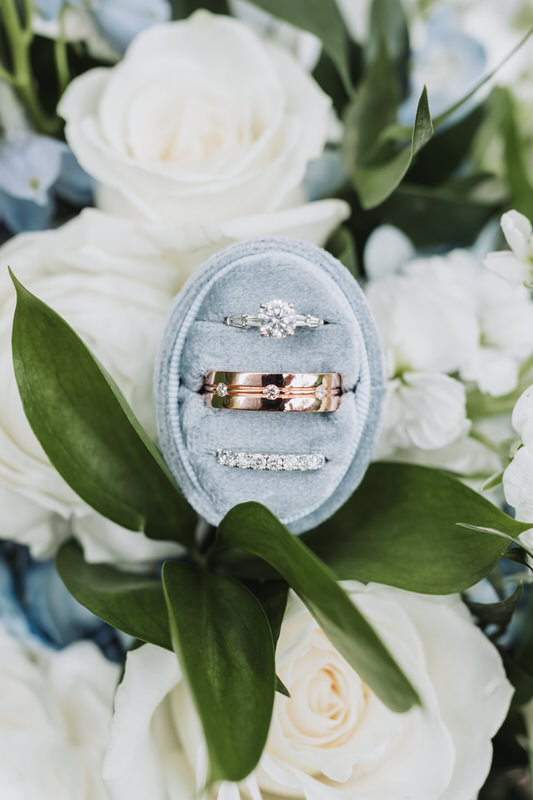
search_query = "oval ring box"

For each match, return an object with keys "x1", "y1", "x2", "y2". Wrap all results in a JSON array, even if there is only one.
[{"x1": 155, "y1": 237, "x2": 385, "y2": 533}]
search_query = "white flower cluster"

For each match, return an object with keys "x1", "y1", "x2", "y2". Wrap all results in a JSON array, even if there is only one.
[
  {"x1": 365, "y1": 221, "x2": 533, "y2": 476},
  {"x1": 503, "y1": 385, "x2": 533, "y2": 522}
]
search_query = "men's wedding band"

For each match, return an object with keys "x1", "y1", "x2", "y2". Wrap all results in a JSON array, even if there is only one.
[
  {"x1": 217, "y1": 450, "x2": 326, "y2": 471},
  {"x1": 203, "y1": 371, "x2": 343, "y2": 412},
  {"x1": 224, "y1": 299, "x2": 325, "y2": 339}
]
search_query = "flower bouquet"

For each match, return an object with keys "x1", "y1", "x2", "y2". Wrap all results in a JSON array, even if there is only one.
[{"x1": 1, "y1": 1, "x2": 533, "y2": 798}]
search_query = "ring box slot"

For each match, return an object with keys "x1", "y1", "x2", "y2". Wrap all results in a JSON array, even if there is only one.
[{"x1": 155, "y1": 238, "x2": 384, "y2": 532}]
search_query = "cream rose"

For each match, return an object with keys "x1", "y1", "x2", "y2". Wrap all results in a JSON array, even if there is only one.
[
  {"x1": 59, "y1": 11, "x2": 349, "y2": 235},
  {"x1": 104, "y1": 583, "x2": 512, "y2": 800},
  {"x1": 0, "y1": 622, "x2": 118, "y2": 799}
]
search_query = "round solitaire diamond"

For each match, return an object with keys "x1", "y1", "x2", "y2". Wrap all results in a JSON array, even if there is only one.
[
  {"x1": 315, "y1": 384, "x2": 326, "y2": 400},
  {"x1": 258, "y1": 299, "x2": 297, "y2": 339},
  {"x1": 216, "y1": 382, "x2": 228, "y2": 397},
  {"x1": 263, "y1": 384, "x2": 280, "y2": 400}
]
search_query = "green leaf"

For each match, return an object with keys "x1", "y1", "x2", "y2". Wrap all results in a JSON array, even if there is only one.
[
  {"x1": 10, "y1": 273, "x2": 195, "y2": 546},
  {"x1": 246, "y1": 0, "x2": 351, "y2": 92},
  {"x1": 492, "y1": 87, "x2": 533, "y2": 219},
  {"x1": 349, "y1": 87, "x2": 434, "y2": 209},
  {"x1": 366, "y1": 0, "x2": 409, "y2": 93},
  {"x1": 215, "y1": 503, "x2": 420, "y2": 713},
  {"x1": 465, "y1": 583, "x2": 522, "y2": 630},
  {"x1": 56, "y1": 540, "x2": 171, "y2": 649},
  {"x1": 380, "y1": 179, "x2": 500, "y2": 247},
  {"x1": 162, "y1": 561, "x2": 275, "y2": 784},
  {"x1": 303, "y1": 463, "x2": 529, "y2": 594},
  {"x1": 326, "y1": 225, "x2": 359, "y2": 277},
  {"x1": 247, "y1": 580, "x2": 290, "y2": 696},
  {"x1": 407, "y1": 103, "x2": 485, "y2": 187}
]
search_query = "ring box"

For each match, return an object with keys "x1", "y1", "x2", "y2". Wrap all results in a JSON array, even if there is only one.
[{"x1": 155, "y1": 237, "x2": 384, "y2": 533}]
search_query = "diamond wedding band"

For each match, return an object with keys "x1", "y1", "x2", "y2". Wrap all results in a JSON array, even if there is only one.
[
  {"x1": 204, "y1": 371, "x2": 343, "y2": 412},
  {"x1": 217, "y1": 450, "x2": 325, "y2": 471},
  {"x1": 225, "y1": 299, "x2": 325, "y2": 339}
]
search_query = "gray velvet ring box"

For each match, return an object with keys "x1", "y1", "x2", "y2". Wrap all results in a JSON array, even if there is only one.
[{"x1": 155, "y1": 237, "x2": 385, "y2": 533}]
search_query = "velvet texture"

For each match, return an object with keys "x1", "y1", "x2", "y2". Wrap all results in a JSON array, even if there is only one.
[{"x1": 155, "y1": 238, "x2": 384, "y2": 531}]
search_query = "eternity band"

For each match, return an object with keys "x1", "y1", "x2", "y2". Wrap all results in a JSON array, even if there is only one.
[
  {"x1": 225, "y1": 299, "x2": 325, "y2": 339},
  {"x1": 204, "y1": 371, "x2": 343, "y2": 412},
  {"x1": 217, "y1": 450, "x2": 325, "y2": 471}
]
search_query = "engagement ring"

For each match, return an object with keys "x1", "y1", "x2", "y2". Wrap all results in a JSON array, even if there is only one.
[{"x1": 225, "y1": 299, "x2": 325, "y2": 339}]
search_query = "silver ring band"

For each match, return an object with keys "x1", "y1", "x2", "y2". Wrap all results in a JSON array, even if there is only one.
[
  {"x1": 217, "y1": 450, "x2": 325, "y2": 471},
  {"x1": 225, "y1": 299, "x2": 325, "y2": 339}
]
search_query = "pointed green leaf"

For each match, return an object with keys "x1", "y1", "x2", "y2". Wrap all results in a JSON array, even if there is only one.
[
  {"x1": 350, "y1": 87, "x2": 434, "y2": 208},
  {"x1": 10, "y1": 273, "x2": 195, "y2": 545},
  {"x1": 162, "y1": 561, "x2": 275, "y2": 784},
  {"x1": 303, "y1": 463, "x2": 529, "y2": 593},
  {"x1": 56, "y1": 540, "x2": 171, "y2": 649},
  {"x1": 215, "y1": 503, "x2": 420, "y2": 713}
]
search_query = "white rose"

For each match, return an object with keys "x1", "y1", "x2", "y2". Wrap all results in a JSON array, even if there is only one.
[
  {"x1": 0, "y1": 208, "x2": 192, "y2": 565},
  {"x1": 59, "y1": 11, "x2": 349, "y2": 236},
  {"x1": 485, "y1": 210, "x2": 533, "y2": 288},
  {"x1": 104, "y1": 584, "x2": 512, "y2": 800},
  {"x1": 511, "y1": 384, "x2": 533, "y2": 448},
  {"x1": 503, "y1": 445, "x2": 533, "y2": 522},
  {"x1": 377, "y1": 371, "x2": 469, "y2": 456},
  {"x1": 0, "y1": 622, "x2": 118, "y2": 799}
]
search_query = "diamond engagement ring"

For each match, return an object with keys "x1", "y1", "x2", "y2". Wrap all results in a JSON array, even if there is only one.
[
  {"x1": 217, "y1": 450, "x2": 326, "y2": 471},
  {"x1": 225, "y1": 299, "x2": 325, "y2": 339},
  {"x1": 204, "y1": 371, "x2": 343, "y2": 412}
]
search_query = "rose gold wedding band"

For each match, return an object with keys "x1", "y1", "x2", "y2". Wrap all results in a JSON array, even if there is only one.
[{"x1": 203, "y1": 371, "x2": 343, "y2": 412}]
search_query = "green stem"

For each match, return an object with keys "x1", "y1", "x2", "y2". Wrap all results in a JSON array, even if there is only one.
[
  {"x1": 54, "y1": 5, "x2": 70, "y2": 95},
  {"x1": 469, "y1": 428, "x2": 506, "y2": 455},
  {"x1": 1, "y1": 0, "x2": 62, "y2": 135}
]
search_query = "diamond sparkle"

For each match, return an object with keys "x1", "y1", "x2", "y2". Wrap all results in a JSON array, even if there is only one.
[
  {"x1": 216, "y1": 383, "x2": 228, "y2": 397},
  {"x1": 258, "y1": 299, "x2": 297, "y2": 339},
  {"x1": 263, "y1": 384, "x2": 280, "y2": 400},
  {"x1": 216, "y1": 450, "x2": 325, "y2": 471}
]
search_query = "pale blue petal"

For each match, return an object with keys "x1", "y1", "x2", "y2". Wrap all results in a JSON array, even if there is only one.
[
  {"x1": 0, "y1": 134, "x2": 63, "y2": 204},
  {"x1": 0, "y1": 190, "x2": 55, "y2": 232},
  {"x1": 92, "y1": 0, "x2": 171, "y2": 52},
  {"x1": 399, "y1": 9, "x2": 487, "y2": 127},
  {"x1": 54, "y1": 146, "x2": 95, "y2": 206},
  {"x1": 34, "y1": 0, "x2": 64, "y2": 20}
]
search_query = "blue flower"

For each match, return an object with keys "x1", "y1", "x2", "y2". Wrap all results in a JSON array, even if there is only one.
[
  {"x1": 90, "y1": 0, "x2": 171, "y2": 52},
  {"x1": 18, "y1": 551, "x2": 129, "y2": 661},
  {"x1": 37, "y1": 0, "x2": 171, "y2": 51},
  {"x1": 0, "y1": 132, "x2": 94, "y2": 233},
  {"x1": 0, "y1": 542, "x2": 128, "y2": 662},
  {"x1": 0, "y1": 547, "x2": 30, "y2": 638},
  {"x1": 399, "y1": 10, "x2": 487, "y2": 128}
]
